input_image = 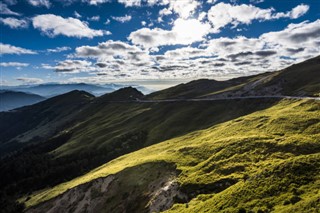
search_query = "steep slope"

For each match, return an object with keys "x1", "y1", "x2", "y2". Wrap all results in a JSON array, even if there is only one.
[
  {"x1": 0, "y1": 91, "x2": 45, "y2": 112},
  {"x1": 146, "y1": 78, "x2": 248, "y2": 100},
  {"x1": 147, "y1": 55, "x2": 320, "y2": 100},
  {"x1": 96, "y1": 86, "x2": 144, "y2": 101},
  {"x1": 0, "y1": 90, "x2": 94, "y2": 155},
  {"x1": 24, "y1": 99, "x2": 320, "y2": 213}
]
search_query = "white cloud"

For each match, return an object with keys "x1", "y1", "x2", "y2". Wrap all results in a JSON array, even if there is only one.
[
  {"x1": 207, "y1": 0, "x2": 217, "y2": 4},
  {"x1": 157, "y1": 0, "x2": 200, "y2": 19},
  {"x1": 105, "y1": 19, "x2": 111, "y2": 25},
  {"x1": 42, "y1": 60, "x2": 93, "y2": 72},
  {"x1": 141, "y1": 21, "x2": 146, "y2": 26},
  {"x1": 117, "y1": 0, "x2": 141, "y2": 7},
  {"x1": 44, "y1": 13, "x2": 320, "y2": 81},
  {"x1": 16, "y1": 77, "x2": 43, "y2": 84},
  {"x1": 74, "y1": 11, "x2": 81, "y2": 18},
  {"x1": 27, "y1": 0, "x2": 51, "y2": 8},
  {"x1": 289, "y1": 4, "x2": 309, "y2": 19},
  {"x1": 0, "y1": 43, "x2": 37, "y2": 55},
  {"x1": 0, "y1": 2, "x2": 20, "y2": 16},
  {"x1": 84, "y1": 0, "x2": 111, "y2": 5},
  {"x1": 47, "y1": 46, "x2": 71, "y2": 53},
  {"x1": 207, "y1": 3, "x2": 310, "y2": 32},
  {"x1": 129, "y1": 18, "x2": 211, "y2": 48},
  {"x1": 88, "y1": 15, "x2": 100, "y2": 21},
  {"x1": 75, "y1": 40, "x2": 142, "y2": 58},
  {"x1": 0, "y1": 17, "x2": 29, "y2": 29},
  {"x1": 32, "y1": 14, "x2": 105, "y2": 38},
  {"x1": 111, "y1": 15, "x2": 132, "y2": 23},
  {"x1": 261, "y1": 19, "x2": 320, "y2": 46},
  {"x1": 0, "y1": 62, "x2": 29, "y2": 67},
  {"x1": 159, "y1": 8, "x2": 172, "y2": 16}
]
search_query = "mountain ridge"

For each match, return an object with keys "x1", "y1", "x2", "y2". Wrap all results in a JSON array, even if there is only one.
[{"x1": 0, "y1": 55, "x2": 319, "y2": 213}]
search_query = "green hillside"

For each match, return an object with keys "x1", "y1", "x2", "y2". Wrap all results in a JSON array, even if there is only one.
[
  {"x1": 0, "y1": 56, "x2": 319, "y2": 213},
  {"x1": 24, "y1": 99, "x2": 320, "y2": 212}
]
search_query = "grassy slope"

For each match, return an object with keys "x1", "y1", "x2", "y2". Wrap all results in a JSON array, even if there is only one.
[
  {"x1": 24, "y1": 99, "x2": 320, "y2": 212},
  {"x1": 53, "y1": 99, "x2": 277, "y2": 157}
]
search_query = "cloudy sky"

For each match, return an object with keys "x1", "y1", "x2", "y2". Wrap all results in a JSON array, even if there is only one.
[{"x1": 1, "y1": 0, "x2": 319, "y2": 88}]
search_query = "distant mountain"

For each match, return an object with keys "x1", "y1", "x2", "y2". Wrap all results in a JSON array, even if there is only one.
[
  {"x1": 2, "y1": 83, "x2": 153, "y2": 98},
  {"x1": 0, "y1": 91, "x2": 45, "y2": 112}
]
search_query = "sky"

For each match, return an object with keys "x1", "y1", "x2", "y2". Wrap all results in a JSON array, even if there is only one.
[{"x1": 0, "y1": 0, "x2": 320, "y2": 89}]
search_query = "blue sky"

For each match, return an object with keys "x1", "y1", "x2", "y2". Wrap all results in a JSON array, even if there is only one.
[{"x1": 1, "y1": 0, "x2": 320, "y2": 89}]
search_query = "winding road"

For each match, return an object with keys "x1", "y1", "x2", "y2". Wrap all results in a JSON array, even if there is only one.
[{"x1": 105, "y1": 96, "x2": 320, "y2": 103}]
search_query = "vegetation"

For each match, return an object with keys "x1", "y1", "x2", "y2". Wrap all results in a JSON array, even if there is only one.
[
  {"x1": 0, "y1": 56, "x2": 319, "y2": 212},
  {"x1": 24, "y1": 99, "x2": 320, "y2": 212}
]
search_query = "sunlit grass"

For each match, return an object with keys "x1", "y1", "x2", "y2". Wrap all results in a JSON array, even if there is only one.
[{"x1": 23, "y1": 99, "x2": 320, "y2": 212}]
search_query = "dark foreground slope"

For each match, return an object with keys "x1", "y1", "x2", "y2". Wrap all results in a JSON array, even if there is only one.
[{"x1": 0, "y1": 91, "x2": 45, "y2": 112}]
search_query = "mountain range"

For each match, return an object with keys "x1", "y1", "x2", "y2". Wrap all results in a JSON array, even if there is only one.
[
  {"x1": 0, "y1": 56, "x2": 319, "y2": 213},
  {"x1": 0, "y1": 91, "x2": 45, "y2": 112}
]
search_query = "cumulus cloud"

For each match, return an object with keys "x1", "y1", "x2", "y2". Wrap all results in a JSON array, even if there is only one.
[
  {"x1": 117, "y1": 0, "x2": 141, "y2": 7},
  {"x1": 0, "y1": 43, "x2": 37, "y2": 55},
  {"x1": 83, "y1": 0, "x2": 111, "y2": 5},
  {"x1": 207, "y1": 3, "x2": 310, "y2": 32},
  {"x1": 0, "y1": 62, "x2": 29, "y2": 67},
  {"x1": 42, "y1": 60, "x2": 93, "y2": 72},
  {"x1": 111, "y1": 15, "x2": 132, "y2": 23},
  {"x1": 27, "y1": 0, "x2": 51, "y2": 8},
  {"x1": 261, "y1": 20, "x2": 320, "y2": 45},
  {"x1": 129, "y1": 18, "x2": 211, "y2": 48},
  {"x1": 75, "y1": 40, "x2": 139, "y2": 58},
  {"x1": 47, "y1": 46, "x2": 71, "y2": 53},
  {"x1": 0, "y1": 2, "x2": 20, "y2": 16},
  {"x1": 288, "y1": 4, "x2": 309, "y2": 19},
  {"x1": 0, "y1": 17, "x2": 29, "y2": 29},
  {"x1": 88, "y1": 15, "x2": 100, "y2": 21},
  {"x1": 162, "y1": 0, "x2": 200, "y2": 19},
  {"x1": 32, "y1": 14, "x2": 106, "y2": 38},
  {"x1": 16, "y1": 77, "x2": 43, "y2": 84}
]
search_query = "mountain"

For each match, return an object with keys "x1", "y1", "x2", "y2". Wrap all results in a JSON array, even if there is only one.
[
  {"x1": 148, "y1": 56, "x2": 320, "y2": 100},
  {"x1": 2, "y1": 83, "x2": 154, "y2": 98},
  {"x1": 2, "y1": 83, "x2": 108, "y2": 97},
  {"x1": 25, "y1": 98, "x2": 320, "y2": 213},
  {"x1": 0, "y1": 91, "x2": 45, "y2": 112},
  {"x1": 0, "y1": 90, "x2": 94, "y2": 155},
  {"x1": 97, "y1": 86, "x2": 144, "y2": 102},
  {"x1": 0, "y1": 56, "x2": 319, "y2": 213}
]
